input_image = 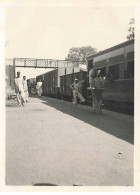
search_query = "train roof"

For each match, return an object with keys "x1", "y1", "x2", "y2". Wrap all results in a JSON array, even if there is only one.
[
  {"x1": 36, "y1": 67, "x2": 87, "y2": 78},
  {"x1": 86, "y1": 39, "x2": 134, "y2": 60},
  {"x1": 36, "y1": 70, "x2": 53, "y2": 78},
  {"x1": 60, "y1": 69, "x2": 87, "y2": 77}
]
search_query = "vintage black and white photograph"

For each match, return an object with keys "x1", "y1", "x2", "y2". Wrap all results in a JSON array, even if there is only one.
[{"x1": 3, "y1": 0, "x2": 139, "y2": 190}]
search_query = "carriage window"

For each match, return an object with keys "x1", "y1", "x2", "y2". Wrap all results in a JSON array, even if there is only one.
[
  {"x1": 109, "y1": 66, "x2": 115, "y2": 78},
  {"x1": 115, "y1": 64, "x2": 120, "y2": 79},
  {"x1": 108, "y1": 64, "x2": 120, "y2": 80},
  {"x1": 124, "y1": 61, "x2": 134, "y2": 79},
  {"x1": 100, "y1": 67, "x2": 106, "y2": 77},
  {"x1": 127, "y1": 61, "x2": 134, "y2": 78}
]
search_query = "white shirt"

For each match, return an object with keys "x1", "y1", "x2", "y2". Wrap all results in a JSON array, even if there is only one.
[
  {"x1": 15, "y1": 77, "x2": 24, "y2": 92},
  {"x1": 70, "y1": 82, "x2": 83, "y2": 93},
  {"x1": 89, "y1": 69, "x2": 95, "y2": 84},
  {"x1": 37, "y1": 81, "x2": 42, "y2": 88},
  {"x1": 22, "y1": 79, "x2": 28, "y2": 91}
]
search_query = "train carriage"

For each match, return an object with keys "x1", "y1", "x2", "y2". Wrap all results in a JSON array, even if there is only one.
[
  {"x1": 60, "y1": 70, "x2": 88, "y2": 101},
  {"x1": 36, "y1": 67, "x2": 86, "y2": 98},
  {"x1": 87, "y1": 39, "x2": 134, "y2": 114},
  {"x1": 36, "y1": 39, "x2": 134, "y2": 114}
]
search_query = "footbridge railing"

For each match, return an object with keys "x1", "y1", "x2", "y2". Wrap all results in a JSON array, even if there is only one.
[{"x1": 6, "y1": 58, "x2": 86, "y2": 69}]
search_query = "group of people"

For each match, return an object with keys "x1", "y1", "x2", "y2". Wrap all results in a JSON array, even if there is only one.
[
  {"x1": 15, "y1": 69, "x2": 104, "y2": 112},
  {"x1": 15, "y1": 72, "x2": 29, "y2": 106},
  {"x1": 15, "y1": 72, "x2": 43, "y2": 106},
  {"x1": 70, "y1": 68, "x2": 105, "y2": 113}
]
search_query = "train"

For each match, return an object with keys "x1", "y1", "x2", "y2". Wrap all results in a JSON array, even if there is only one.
[
  {"x1": 60, "y1": 70, "x2": 88, "y2": 101},
  {"x1": 35, "y1": 39, "x2": 134, "y2": 115},
  {"x1": 36, "y1": 67, "x2": 86, "y2": 98},
  {"x1": 87, "y1": 39, "x2": 134, "y2": 114}
]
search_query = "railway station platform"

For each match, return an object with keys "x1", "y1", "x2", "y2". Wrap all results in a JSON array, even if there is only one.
[{"x1": 6, "y1": 96, "x2": 134, "y2": 186}]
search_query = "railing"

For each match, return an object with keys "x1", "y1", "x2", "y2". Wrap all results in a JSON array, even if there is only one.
[{"x1": 6, "y1": 58, "x2": 86, "y2": 69}]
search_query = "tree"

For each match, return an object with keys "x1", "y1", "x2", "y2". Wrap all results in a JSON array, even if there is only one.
[
  {"x1": 127, "y1": 18, "x2": 135, "y2": 40},
  {"x1": 65, "y1": 46, "x2": 98, "y2": 62}
]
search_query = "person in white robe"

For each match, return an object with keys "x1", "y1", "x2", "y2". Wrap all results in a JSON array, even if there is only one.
[
  {"x1": 15, "y1": 72, "x2": 25, "y2": 106},
  {"x1": 36, "y1": 79, "x2": 43, "y2": 97},
  {"x1": 22, "y1": 76, "x2": 29, "y2": 102}
]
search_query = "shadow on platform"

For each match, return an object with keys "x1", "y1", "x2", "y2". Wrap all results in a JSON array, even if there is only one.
[{"x1": 40, "y1": 97, "x2": 134, "y2": 144}]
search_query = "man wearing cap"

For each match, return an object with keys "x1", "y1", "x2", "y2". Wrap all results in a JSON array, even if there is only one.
[
  {"x1": 15, "y1": 72, "x2": 25, "y2": 106},
  {"x1": 70, "y1": 78, "x2": 85, "y2": 105}
]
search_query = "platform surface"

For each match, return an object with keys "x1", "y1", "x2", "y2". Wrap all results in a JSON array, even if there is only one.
[{"x1": 6, "y1": 96, "x2": 134, "y2": 186}]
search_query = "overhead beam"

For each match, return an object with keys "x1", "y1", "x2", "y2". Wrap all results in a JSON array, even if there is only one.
[{"x1": 10, "y1": 58, "x2": 85, "y2": 69}]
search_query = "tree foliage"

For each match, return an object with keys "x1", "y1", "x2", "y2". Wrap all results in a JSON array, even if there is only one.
[
  {"x1": 127, "y1": 18, "x2": 135, "y2": 40},
  {"x1": 65, "y1": 46, "x2": 98, "y2": 62}
]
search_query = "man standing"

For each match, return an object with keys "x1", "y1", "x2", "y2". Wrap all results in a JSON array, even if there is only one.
[
  {"x1": 92, "y1": 72, "x2": 105, "y2": 113},
  {"x1": 89, "y1": 68, "x2": 95, "y2": 87},
  {"x1": 70, "y1": 78, "x2": 85, "y2": 105},
  {"x1": 23, "y1": 76, "x2": 29, "y2": 102},
  {"x1": 36, "y1": 79, "x2": 43, "y2": 97},
  {"x1": 15, "y1": 72, "x2": 25, "y2": 106}
]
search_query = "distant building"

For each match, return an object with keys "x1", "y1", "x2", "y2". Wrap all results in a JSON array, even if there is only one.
[{"x1": 5, "y1": 64, "x2": 16, "y2": 98}]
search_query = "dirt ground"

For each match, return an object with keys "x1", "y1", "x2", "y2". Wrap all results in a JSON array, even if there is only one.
[{"x1": 6, "y1": 96, "x2": 134, "y2": 186}]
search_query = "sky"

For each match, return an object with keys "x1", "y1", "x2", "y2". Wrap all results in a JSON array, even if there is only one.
[{"x1": 5, "y1": 6, "x2": 134, "y2": 78}]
